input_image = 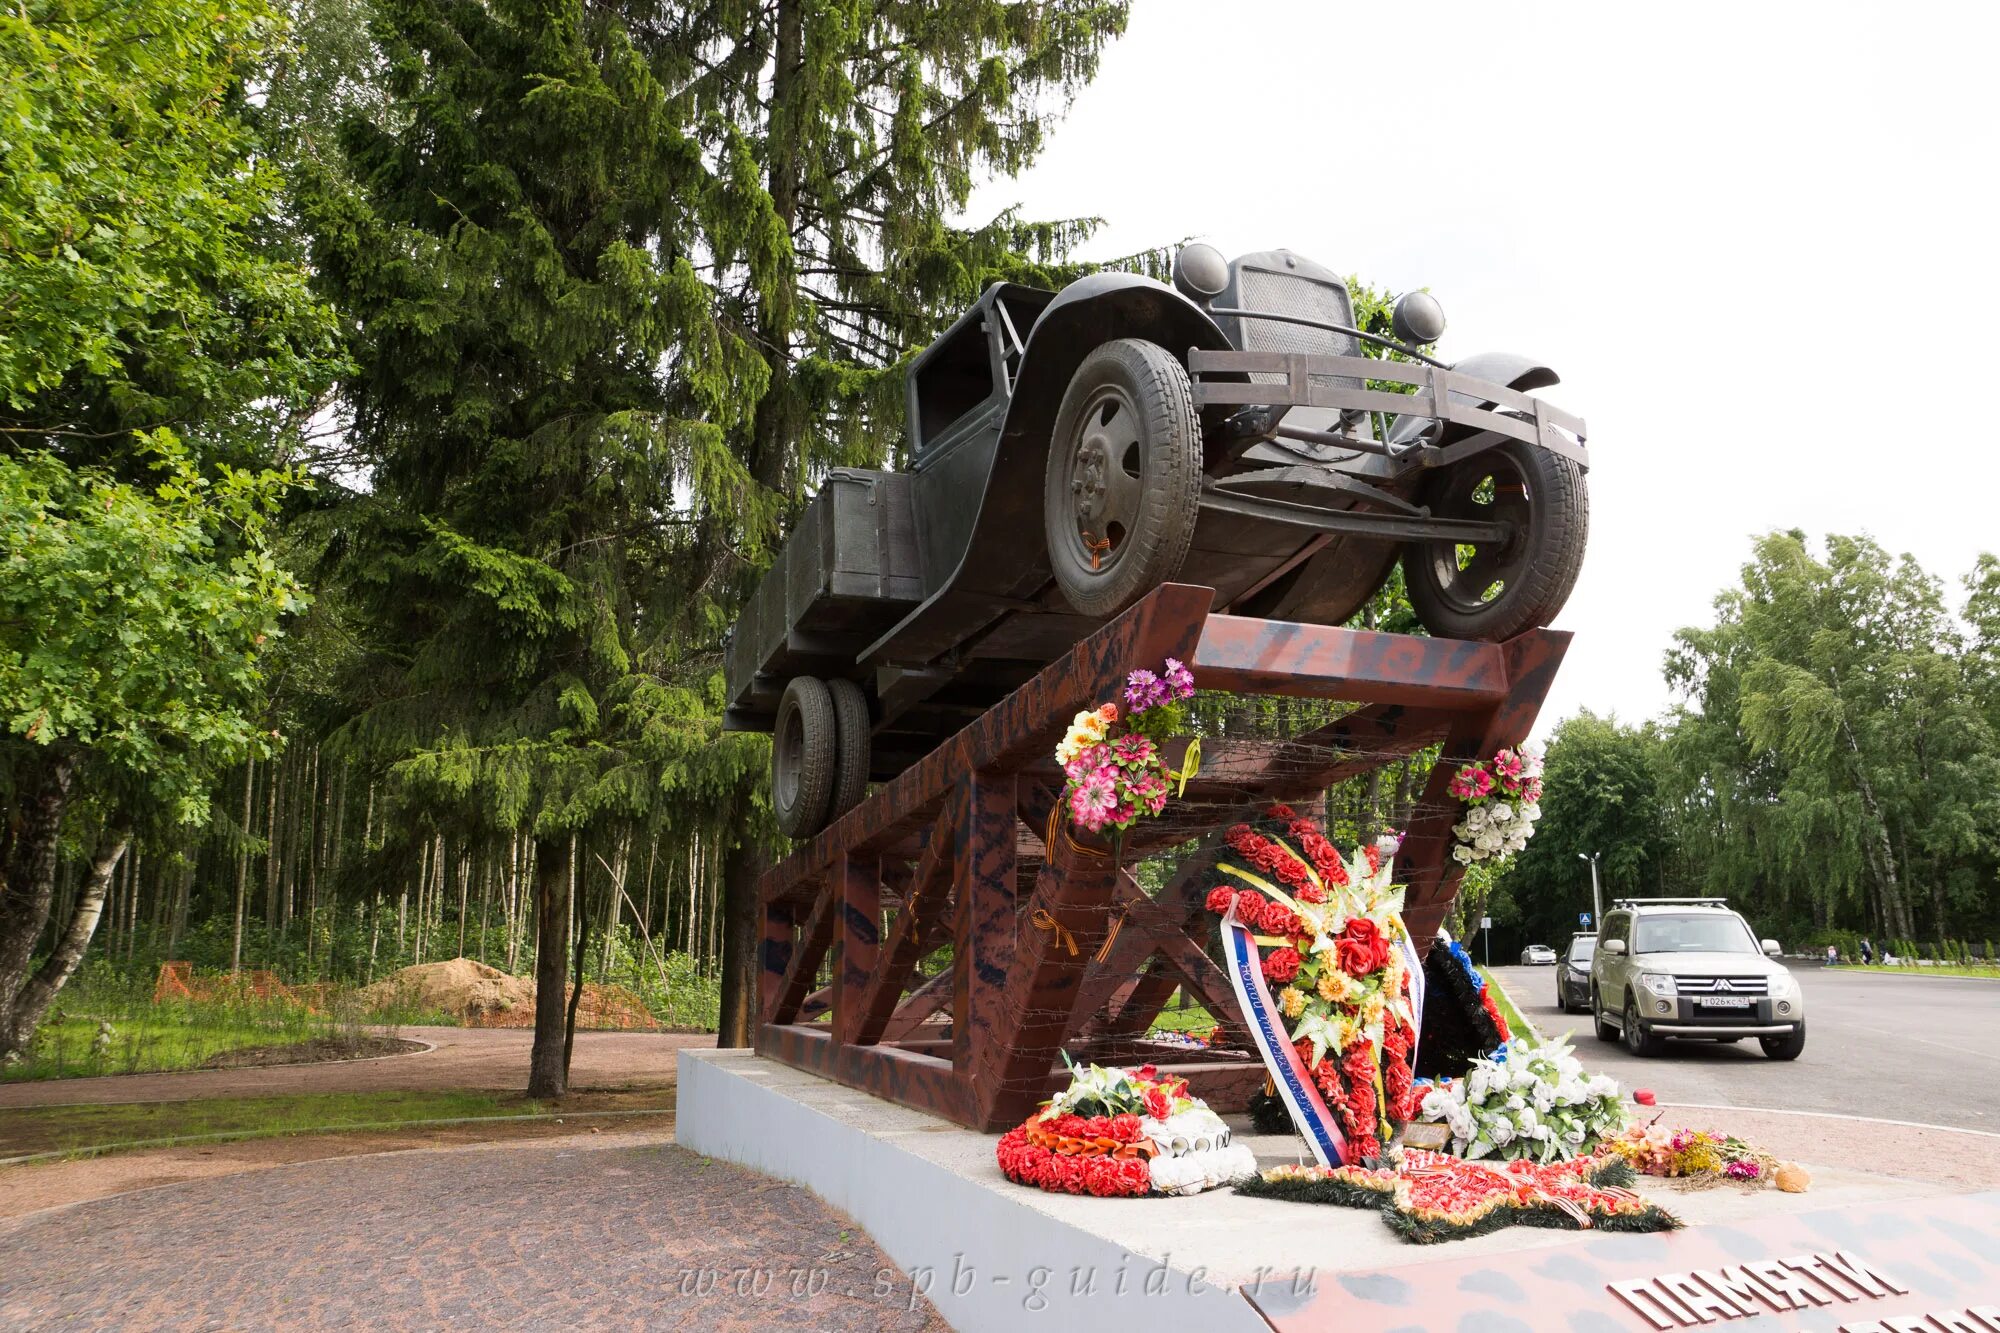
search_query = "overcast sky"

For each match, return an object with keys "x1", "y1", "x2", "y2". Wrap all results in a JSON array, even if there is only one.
[{"x1": 965, "y1": 0, "x2": 2000, "y2": 736}]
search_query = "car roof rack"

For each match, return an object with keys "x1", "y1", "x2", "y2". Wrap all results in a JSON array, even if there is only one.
[{"x1": 1610, "y1": 896, "x2": 1731, "y2": 909}]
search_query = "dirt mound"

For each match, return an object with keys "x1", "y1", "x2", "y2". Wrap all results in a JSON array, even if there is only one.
[
  {"x1": 360, "y1": 959, "x2": 658, "y2": 1031},
  {"x1": 155, "y1": 962, "x2": 304, "y2": 1007}
]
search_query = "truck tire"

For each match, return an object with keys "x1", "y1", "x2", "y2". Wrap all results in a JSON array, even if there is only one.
[
  {"x1": 826, "y1": 677, "x2": 871, "y2": 821},
  {"x1": 1044, "y1": 338, "x2": 1201, "y2": 618},
  {"x1": 1402, "y1": 436, "x2": 1587, "y2": 640},
  {"x1": 1623, "y1": 995, "x2": 1662, "y2": 1057},
  {"x1": 773, "y1": 677, "x2": 837, "y2": 839},
  {"x1": 1760, "y1": 1022, "x2": 1806, "y2": 1061}
]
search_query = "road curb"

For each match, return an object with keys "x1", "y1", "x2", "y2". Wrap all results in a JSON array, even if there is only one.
[{"x1": 1659, "y1": 1100, "x2": 2000, "y2": 1141}]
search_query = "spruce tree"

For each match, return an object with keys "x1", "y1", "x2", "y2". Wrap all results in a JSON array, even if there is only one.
[
  {"x1": 304, "y1": 0, "x2": 780, "y2": 1094},
  {"x1": 651, "y1": 0, "x2": 1135, "y2": 1042}
]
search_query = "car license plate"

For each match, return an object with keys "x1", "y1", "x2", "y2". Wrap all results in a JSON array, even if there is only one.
[{"x1": 1699, "y1": 997, "x2": 1753, "y2": 1010}]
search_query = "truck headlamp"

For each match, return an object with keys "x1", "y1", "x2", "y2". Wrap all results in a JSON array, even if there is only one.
[{"x1": 1171, "y1": 243, "x2": 1228, "y2": 305}]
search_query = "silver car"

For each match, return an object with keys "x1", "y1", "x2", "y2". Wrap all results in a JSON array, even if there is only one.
[
  {"x1": 1590, "y1": 898, "x2": 1805, "y2": 1060},
  {"x1": 1520, "y1": 944, "x2": 1557, "y2": 965}
]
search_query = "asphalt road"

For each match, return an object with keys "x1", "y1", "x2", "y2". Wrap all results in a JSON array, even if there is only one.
[{"x1": 1486, "y1": 962, "x2": 2000, "y2": 1133}]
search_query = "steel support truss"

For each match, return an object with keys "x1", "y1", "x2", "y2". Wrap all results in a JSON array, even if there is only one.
[{"x1": 756, "y1": 584, "x2": 1568, "y2": 1132}]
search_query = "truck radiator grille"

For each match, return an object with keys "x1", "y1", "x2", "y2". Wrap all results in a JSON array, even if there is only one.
[
  {"x1": 1675, "y1": 976, "x2": 1769, "y2": 995},
  {"x1": 1236, "y1": 267, "x2": 1362, "y2": 390}
]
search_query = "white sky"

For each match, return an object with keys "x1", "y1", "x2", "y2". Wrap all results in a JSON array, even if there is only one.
[{"x1": 966, "y1": 0, "x2": 2000, "y2": 735}]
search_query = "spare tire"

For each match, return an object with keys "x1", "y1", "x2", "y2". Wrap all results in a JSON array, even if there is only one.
[
  {"x1": 772, "y1": 677, "x2": 837, "y2": 839},
  {"x1": 1043, "y1": 338, "x2": 1201, "y2": 618}
]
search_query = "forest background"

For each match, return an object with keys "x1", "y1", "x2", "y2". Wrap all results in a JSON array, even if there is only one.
[{"x1": 5, "y1": 0, "x2": 1997, "y2": 1085}]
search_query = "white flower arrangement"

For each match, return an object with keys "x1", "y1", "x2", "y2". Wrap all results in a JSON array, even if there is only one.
[
  {"x1": 1447, "y1": 747, "x2": 1544, "y2": 865},
  {"x1": 1417, "y1": 1036, "x2": 1628, "y2": 1163}
]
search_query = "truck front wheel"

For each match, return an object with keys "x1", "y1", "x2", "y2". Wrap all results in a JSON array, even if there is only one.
[
  {"x1": 1402, "y1": 437, "x2": 1587, "y2": 641},
  {"x1": 1044, "y1": 339, "x2": 1201, "y2": 618}
]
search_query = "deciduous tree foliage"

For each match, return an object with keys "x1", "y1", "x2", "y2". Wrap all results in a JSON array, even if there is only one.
[
  {"x1": 0, "y1": 0, "x2": 339, "y2": 1055},
  {"x1": 1501, "y1": 533, "x2": 2000, "y2": 955},
  {"x1": 1490, "y1": 711, "x2": 1674, "y2": 952}
]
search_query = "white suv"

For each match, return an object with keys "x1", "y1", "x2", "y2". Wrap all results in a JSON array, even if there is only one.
[{"x1": 1590, "y1": 898, "x2": 1805, "y2": 1060}]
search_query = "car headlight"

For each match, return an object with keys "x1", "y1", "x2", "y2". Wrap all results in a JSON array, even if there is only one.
[
  {"x1": 1768, "y1": 973, "x2": 1798, "y2": 1000},
  {"x1": 1638, "y1": 973, "x2": 1676, "y2": 999}
]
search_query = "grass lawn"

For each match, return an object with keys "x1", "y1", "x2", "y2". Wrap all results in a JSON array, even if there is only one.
[
  {"x1": 1478, "y1": 967, "x2": 1537, "y2": 1042},
  {"x1": 10, "y1": 1013, "x2": 332, "y2": 1082},
  {"x1": 0, "y1": 1088, "x2": 674, "y2": 1161},
  {"x1": 4, "y1": 966, "x2": 445, "y2": 1084},
  {"x1": 1838, "y1": 963, "x2": 2000, "y2": 980},
  {"x1": 1150, "y1": 1002, "x2": 1218, "y2": 1035}
]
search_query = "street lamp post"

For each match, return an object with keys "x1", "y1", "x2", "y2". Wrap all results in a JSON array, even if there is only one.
[{"x1": 1578, "y1": 851, "x2": 1603, "y2": 932}]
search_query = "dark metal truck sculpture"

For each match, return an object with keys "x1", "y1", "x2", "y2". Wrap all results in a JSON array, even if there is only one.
[{"x1": 724, "y1": 244, "x2": 1589, "y2": 836}]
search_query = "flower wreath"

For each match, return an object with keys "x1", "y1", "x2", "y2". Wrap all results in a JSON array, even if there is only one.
[
  {"x1": 995, "y1": 1060, "x2": 1255, "y2": 1199},
  {"x1": 1238, "y1": 1147, "x2": 1680, "y2": 1245},
  {"x1": 1200, "y1": 805, "x2": 1420, "y2": 1162}
]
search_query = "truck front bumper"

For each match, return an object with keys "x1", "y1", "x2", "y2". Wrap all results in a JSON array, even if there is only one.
[
  {"x1": 1648, "y1": 1022, "x2": 1800, "y2": 1038},
  {"x1": 1187, "y1": 348, "x2": 1589, "y2": 470}
]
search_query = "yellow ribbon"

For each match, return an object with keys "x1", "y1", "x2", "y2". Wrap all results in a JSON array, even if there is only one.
[
  {"x1": 1032, "y1": 908, "x2": 1078, "y2": 956},
  {"x1": 1092, "y1": 910, "x2": 1125, "y2": 963}
]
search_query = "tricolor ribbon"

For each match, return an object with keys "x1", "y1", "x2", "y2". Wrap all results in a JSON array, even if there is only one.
[
  {"x1": 1396, "y1": 915, "x2": 1428, "y2": 1073},
  {"x1": 1220, "y1": 902, "x2": 1349, "y2": 1167}
]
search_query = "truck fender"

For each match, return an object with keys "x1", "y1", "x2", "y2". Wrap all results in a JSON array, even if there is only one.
[
  {"x1": 973, "y1": 275, "x2": 1233, "y2": 573},
  {"x1": 1388, "y1": 350, "x2": 1562, "y2": 446},
  {"x1": 1446, "y1": 350, "x2": 1560, "y2": 397},
  {"x1": 862, "y1": 275, "x2": 1232, "y2": 663},
  {"x1": 952, "y1": 278, "x2": 1230, "y2": 580}
]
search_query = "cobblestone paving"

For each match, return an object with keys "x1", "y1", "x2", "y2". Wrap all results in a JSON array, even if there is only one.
[{"x1": 0, "y1": 1131, "x2": 949, "y2": 1331}]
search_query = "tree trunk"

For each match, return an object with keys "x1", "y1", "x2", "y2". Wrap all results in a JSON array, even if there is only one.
[
  {"x1": 716, "y1": 832, "x2": 766, "y2": 1048},
  {"x1": 564, "y1": 868, "x2": 590, "y2": 1079},
  {"x1": 232, "y1": 759, "x2": 254, "y2": 972},
  {"x1": 263, "y1": 748, "x2": 283, "y2": 940},
  {"x1": 1, "y1": 826, "x2": 130, "y2": 1055},
  {"x1": 0, "y1": 751, "x2": 78, "y2": 1056},
  {"x1": 527, "y1": 835, "x2": 573, "y2": 1097}
]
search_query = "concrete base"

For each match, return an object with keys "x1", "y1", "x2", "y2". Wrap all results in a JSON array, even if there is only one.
[{"x1": 678, "y1": 1048, "x2": 1987, "y2": 1332}]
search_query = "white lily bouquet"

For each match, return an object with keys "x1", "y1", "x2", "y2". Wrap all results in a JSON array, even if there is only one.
[
  {"x1": 1447, "y1": 746, "x2": 1543, "y2": 865},
  {"x1": 1418, "y1": 1036, "x2": 1627, "y2": 1163}
]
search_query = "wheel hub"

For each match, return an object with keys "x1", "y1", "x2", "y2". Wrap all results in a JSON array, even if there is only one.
[{"x1": 1071, "y1": 437, "x2": 1111, "y2": 525}]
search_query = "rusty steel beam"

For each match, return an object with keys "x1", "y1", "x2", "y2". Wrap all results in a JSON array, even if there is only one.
[
  {"x1": 763, "y1": 890, "x2": 835, "y2": 1026},
  {"x1": 967, "y1": 832, "x2": 1128, "y2": 1131},
  {"x1": 1192, "y1": 614, "x2": 1512, "y2": 708},
  {"x1": 753, "y1": 583, "x2": 1571, "y2": 1131},
  {"x1": 759, "y1": 1023, "x2": 972, "y2": 1125},
  {"x1": 831, "y1": 855, "x2": 882, "y2": 1045},
  {"x1": 1398, "y1": 630, "x2": 1570, "y2": 946},
  {"x1": 759, "y1": 583, "x2": 1214, "y2": 902},
  {"x1": 953, "y1": 770, "x2": 1020, "y2": 1077},
  {"x1": 881, "y1": 969, "x2": 953, "y2": 1043},
  {"x1": 846, "y1": 785, "x2": 963, "y2": 1047}
]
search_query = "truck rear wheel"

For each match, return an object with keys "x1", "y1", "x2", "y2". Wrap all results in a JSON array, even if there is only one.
[
  {"x1": 773, "y1": 677, "x2": 837, "y2": 839},
  {"x1": 826, "y1": 677, "x2": 871, "y2": 822},
  {"x1": 1044, "y1": 338, "x2": 1201, "y2": 618},
  {"x1": 1402, "y1": 437, "x2": 1587, "y2": 640}
]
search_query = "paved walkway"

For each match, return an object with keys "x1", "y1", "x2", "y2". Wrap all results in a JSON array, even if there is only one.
[
  {"x1": 0, "y1": 1027, "x2": 711, "y2": 1107},
  {"x1": 0, "y1": 1129, "x2": 949, "y2": 1331}
]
